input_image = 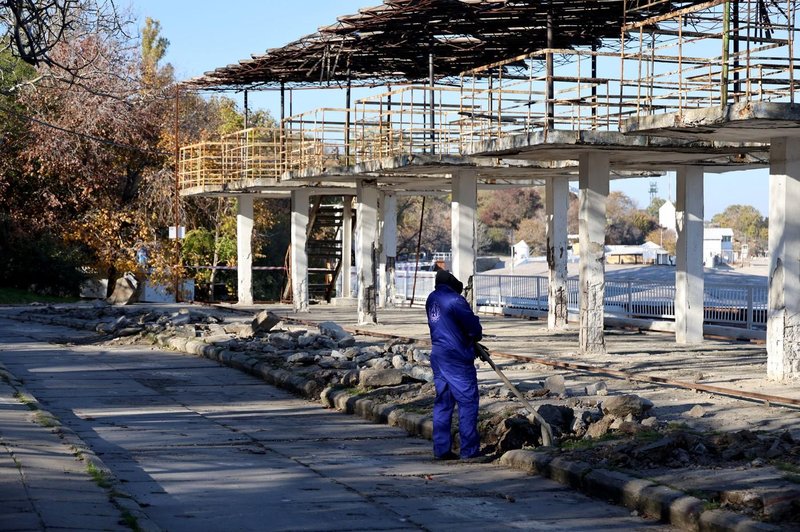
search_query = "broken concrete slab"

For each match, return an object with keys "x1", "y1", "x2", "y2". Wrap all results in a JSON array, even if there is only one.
[
  {"x1": 106, "y1": 274, "x2": 138, "y2": 305},
  {"x1": 359, "y1": 369, "x2": 404, "y2": 387},
  {"x1": 252, "y1": 310, "x2": 282, "y2": 333}
]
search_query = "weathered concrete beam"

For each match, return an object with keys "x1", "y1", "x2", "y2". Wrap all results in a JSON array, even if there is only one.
[
  {"x1": 675, "y1": 166, "x2": 705, "y2": 344},
  {"x1": 357, "y1": 180, "x2": 379, "y2": 325},
  {"x1": 546, "y1": 176, "x2": 570, "y2": 330},
  {"x1": 236, "y1": 195, "x2": 255, "y2": 305},
  {"x1": 578, "y1": 153, "x2": 609, "y2": 354},
  {"x1": 291, "y1": 189, "x2": 310, "y2": 313},
  {"x1": 767, "y1": 137, "x2": 800, "y2": 381}
]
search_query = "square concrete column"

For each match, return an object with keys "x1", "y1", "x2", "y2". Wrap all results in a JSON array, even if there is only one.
[
  {"x1": 356, "y1": 180, "x2": 379, "y2": 324},
  {"x1": 578, "y1": 152, "x2": 609, "y2": 354},
  {"x1": 291, "y1": 189, "x2": 310, "y2": 313},
  {"x1": 546, "y1": 176, "x2": 570, "y2": 330},
  {"x1": 767, "y1": 137, "x2": 800, "y2": 381},
  {"x1": 675, "y1": 166, "x2": 705, "y2": 344},
  {"x1": 451, "y1": 170, "x2": 478, "y2": 301},
  {"x1": 379, "y1": 192, "x2": 398, "y2": 308},
  {"x1": 341, "y1": 196, "x2": 354, "y2": 298},
  {"x1": 236, "y1": 194, "x2": 255, "y2": 305}
]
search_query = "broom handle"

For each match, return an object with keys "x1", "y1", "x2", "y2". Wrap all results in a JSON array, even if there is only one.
[{"x1": 477, "y1": 344, "x2": 555, "y2": 447}]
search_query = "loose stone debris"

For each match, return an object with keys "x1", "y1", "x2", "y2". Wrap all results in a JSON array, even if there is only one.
[{"x1": 11, "y1": 303, "x2": 800, "y2": 526}]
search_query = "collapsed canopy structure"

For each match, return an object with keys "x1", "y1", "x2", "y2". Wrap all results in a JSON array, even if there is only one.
[{"x1": 183, "y1": 0, "x2": 707, "y2": 89}]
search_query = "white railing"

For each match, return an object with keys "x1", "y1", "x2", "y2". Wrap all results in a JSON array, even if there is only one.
[
  {"x1": 397, "y1": 273, "x2": 767, "y2": 331},
  {"x1": 395, "y1": 270, "x2": 437, "y2": 305}
]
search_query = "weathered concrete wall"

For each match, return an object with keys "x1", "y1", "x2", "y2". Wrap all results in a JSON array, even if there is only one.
[
  {"x1": 291, "y1": 189, "x2": 310, "y2": 312},
  {"x1": 546, "y1": 176, "x2": 569, "y2": 330},
  {"x1": 578, "y1": 153, "x2": 609, "y2": 354},
  {"x1": 237, "y1": 195, "x2": 255, "y2": 305},
  {"x1": 768, "y1": 137, "x2": 800, "y2": 381},
  {"x1": 675, "y1": 166, "x2": 704, "y2": 344},
  {"x1": 357, "y1": 180, "x2": 379, "y2": 324}
]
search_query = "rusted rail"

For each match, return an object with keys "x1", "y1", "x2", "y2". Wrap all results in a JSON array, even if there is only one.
[{"x1": 216, "y1": 308, "x2": 800, "y2": 410}]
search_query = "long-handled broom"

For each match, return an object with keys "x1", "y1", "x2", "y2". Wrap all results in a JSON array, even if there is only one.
[{"x1": 475, "y1": 343, "x2": 555, "y2": 447}]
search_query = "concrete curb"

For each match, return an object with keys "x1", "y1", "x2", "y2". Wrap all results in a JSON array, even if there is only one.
[
  {"x1": 9, "y1": 313, "x2": 786, "y2": 531},
  {"x1": 500, "y1": 450, "x2": 780, "y2": 531},
  {"x1": 0, "y1": 359, "x2": 161, "y2": 532}
]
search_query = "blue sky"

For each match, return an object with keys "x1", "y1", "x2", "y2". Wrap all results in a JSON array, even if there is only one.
[{"x1": 131, "y1": 0, "x2": 770, "y2": 219}]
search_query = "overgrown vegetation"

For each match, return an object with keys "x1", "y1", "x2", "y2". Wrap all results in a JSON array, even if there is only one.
[
  {"x1": 86, "y1": 461, "x2": 112, "y2": 489},
  {"x1": 0, "y1": 287, "x2": 79, "y2": 304}
]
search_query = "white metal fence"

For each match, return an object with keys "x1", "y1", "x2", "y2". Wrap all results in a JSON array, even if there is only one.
[{"x1": 395, "y1": 272, "x2": 767, "y2": 331}]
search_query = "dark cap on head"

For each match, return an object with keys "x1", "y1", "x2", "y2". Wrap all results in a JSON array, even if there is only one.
[{"x1": 435, "y1": 269, "x2": 463, "y2": 294}]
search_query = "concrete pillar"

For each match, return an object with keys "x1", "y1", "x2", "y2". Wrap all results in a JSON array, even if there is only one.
[
  {"x1": 341, "y1": 196, "x2": 353, "y2": 298},
  {"x1": 675, "y1": 166, "x2": 705, "y2": 344},
  {"x1": 767, "y1": 137, "x2": 800, "y2": 381},
  {"x1": 236, "y1": 194, "x2": 255, "y2": 305},
  {"x1": 451, "y1": 170, "x2": 478, "y2": 300},
  {"x1": 379, "y1": 192, "x2": 398, "y2": 308},
  {"x1": 578, "y1": 152, "x2": 609, "y2": 354},
  {"x1": 291, "y1": 189, "x2": 310, "y2": 313},
  {"x1": 356, "y1": 180, "x2": 379, "y2": 324},
  {"x1": 546, "y1": 176, "x2": 570, "y2": 329}
]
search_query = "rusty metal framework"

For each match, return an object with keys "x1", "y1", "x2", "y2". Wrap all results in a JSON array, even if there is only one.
[
  {"x1": 622, "y1": 0, "x2": 800, "y2": 114},
  {"x1": 177, "y1": 0, "x2": 798, "y2": 189},
  {"x1": 182, "y1": 0, "x2": 700, "y2": 90},
  {"x1": 179, "y1": 128, "x2": 281, "y2": 189}
]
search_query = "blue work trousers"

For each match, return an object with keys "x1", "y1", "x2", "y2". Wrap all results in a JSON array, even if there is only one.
[{"x1": 431, "y1": 357, "x2": 480, "y2": 458}]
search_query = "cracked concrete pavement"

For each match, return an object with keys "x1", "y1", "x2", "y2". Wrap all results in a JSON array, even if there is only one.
[{"x1": 0, "y1": 315, "x2": 672, "y2": 531}]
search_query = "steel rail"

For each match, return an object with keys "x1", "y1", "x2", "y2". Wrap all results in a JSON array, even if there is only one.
[{"x1": 213, "y1": 306, "x2": 800, "y2": 409}]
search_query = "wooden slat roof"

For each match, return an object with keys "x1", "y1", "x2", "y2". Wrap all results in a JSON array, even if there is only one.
[{"x1": 183, "y1": 0, "x2": 699, "y2": 90}]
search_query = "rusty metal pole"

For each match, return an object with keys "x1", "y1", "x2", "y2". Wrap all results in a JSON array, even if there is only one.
[
  {"x1": 410, "y1": 196, "x2": 426, "y2": 306},
  {"x1": 345, "y1": 75, "x2": 352, "y2": 163},
  {"x1": 173, "y1": 85, "x2": 182, "y2": 302},
  {"x1": 280, "y1": 82, "x2": 286, "y2": 170},
  {"x1": 429, "y1": 50, "x2": 436, "y2": 154},
  {"x1": 546, "y1": 8, "x2": 555, "y2": 131},
  {"x1": 721, "y1": 0, "x2": 730, "y2": 107},
  {"x1": 244, "y1": 89, "x2": 249, "y2": 129},
  {"x1": 732, "y1": 0, "x2": 740, "y2": 101}
]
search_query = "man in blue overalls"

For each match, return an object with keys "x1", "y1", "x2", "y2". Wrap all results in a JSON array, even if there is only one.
[{"x1": 425, "y1": 269, "x2": 483, "y2": 460}]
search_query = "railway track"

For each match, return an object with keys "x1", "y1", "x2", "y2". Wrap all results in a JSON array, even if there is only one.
[{"x1": 212, "y1": 304, "x2": 800, "y2": 410}]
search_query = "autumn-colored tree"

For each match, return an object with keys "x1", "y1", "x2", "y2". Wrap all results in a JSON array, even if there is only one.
[
  {"x1": 646, "y1": 227, "x2": 677, "y2": 255},
  {"x1": 605, "y1": 191, "x2": 657, "y2": 245},
  {"x1": 478, "y1": 188, "x2": 542, "y2": 230},
  {"x1": 516, "y1": 212, "x2": 547, "y2": 255},
  {"x1": 397, "y1": 195, "x2": 450, "y2": 257}
]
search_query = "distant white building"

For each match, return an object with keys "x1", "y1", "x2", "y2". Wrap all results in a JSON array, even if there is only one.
[
  {"x1": 704, "y1": 227, "x2": 735, "y2": 266},
  {"x1": 512, "y1": 240, "x2": 530, "y2": 265},
  {"x1": 658, "y1": 200, "x2": 677, "y2": 231},
  {"x1": 659, "y1": 200, "x2": 735, "y2": 266}
]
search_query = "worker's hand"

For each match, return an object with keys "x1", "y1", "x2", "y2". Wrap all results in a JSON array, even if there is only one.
[{"x1": 474, "y1": 343, "x2": 491, "y2": 363}]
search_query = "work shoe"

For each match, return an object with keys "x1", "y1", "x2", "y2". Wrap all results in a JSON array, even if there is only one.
[
  {"x1": 460, "y1": 449, "x2": 495, "y2": 464},
  {"x1": 433, "y1": 451, "x2": 459, "y2": 461}
]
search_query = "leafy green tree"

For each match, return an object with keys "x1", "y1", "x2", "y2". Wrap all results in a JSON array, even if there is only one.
[
  {"x1": 711, "y1": 204, "x2": 768, "y2": 254},
  {"x1": 646, "y1": 197, "x2": 666, "y2": 218}
]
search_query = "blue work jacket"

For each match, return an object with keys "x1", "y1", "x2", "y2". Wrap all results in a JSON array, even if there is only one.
[{"x1": 425, "y1": 284, "x2": 483, "y2": 364}]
